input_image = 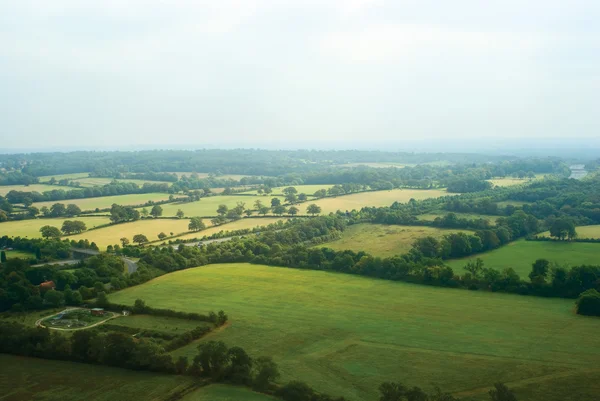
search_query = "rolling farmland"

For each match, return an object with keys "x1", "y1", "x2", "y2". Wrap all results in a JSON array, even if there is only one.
[
  {"x1": 32, "y1": 193, "x2": 172, "y2": 211},
  {"x1": 0, "y1": 216, "x2": 111, "y2": 238}
]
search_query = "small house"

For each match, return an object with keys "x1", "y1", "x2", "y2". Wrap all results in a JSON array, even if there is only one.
[
  {"x1": 91, "y1": 308, "x2": 105, "y2": 316},
  {"x1": 39, "y1": 280, "x2": 56, "y2": 290}
]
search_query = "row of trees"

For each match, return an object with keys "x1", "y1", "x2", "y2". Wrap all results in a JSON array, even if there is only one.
[{"x1": 40, "y1": 220, "x2": 88, "y2": 238}]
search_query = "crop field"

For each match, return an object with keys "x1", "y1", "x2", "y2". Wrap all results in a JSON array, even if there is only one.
[
  {"x1": 309, "y1": 189, "x2": 449, "y2": 214},
  {"x1": 0, "y1": 354, "x2": 195, "y2": 401},
  {"x1": 240, "y1": 184, "x2": 334, "y2": 195},
  {"x1": 316, "y1": 224, "x2": 470, "y2": 257},
  {"x1": 181, "y1": 384, "x2": 276, "y2": 401},
  {"x1": 446, "y1": 240, "x2": 600, "y2": 279},
  {"x1": 33, "y1": 193, "x2": 172, "y2": 211},
  {"x1": 416, "y1": 212, "x2": 503, "y2": 223},
  {"x1": 175, "y1": 217, "x2": 289, "y2": 242},
  {"x1": 0, "y1": 183, "x2": 73, "y2": 196},
  {"x1": 538, "y1": 224, "x2": 600, "y2": 239},
  {"x1": 68, "y1": 218, "x2": 191, "y2": 249},
  {"x1": 108, "y1": 314, "x2": 212, "y2": 334},
  {"x1": 0, "y1": 216, "x2": 111, "y2": 238},
  {"x1": 155, "y1": 195, "x2": 285, "y2": 217},
  {"x1": 109, "y1": 263, "x2": 600, "y2": 401}
]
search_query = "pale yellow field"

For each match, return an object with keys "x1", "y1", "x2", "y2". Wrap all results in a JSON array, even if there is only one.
[
  {"x1": 239, "y1": 185, "x2": 334, "y2": 195},
  {"x1": 538, "y1": 224, "x2": 600, "y2": 239},
  {"x1": 0, "y1": 216, "x2": 111, "y2": 238},
  {"x1": 487, "y1": 175, "x2": 546, "y2": 187},
  {"x1": 33, "y1": 193, "x2": 171, "y2": 211},
  {"x1": 154, "y1": 195, "x2": 285, "y2": 217},
  {"x1": 0, "y1": 184, "x2": 73, "y2": 196},
  {"x1": 308, "y1": 189, "x2": 449, "y2": 214},
  {"x1": 68, "y1": 218, "x2": 192, "y2": 249},
  {"x1": 175, "y1": 217, "x2": 289, "y2": 241}
]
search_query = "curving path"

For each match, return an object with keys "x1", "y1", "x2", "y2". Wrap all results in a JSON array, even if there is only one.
[{"x1": 35, "y1": 307, "x2": 120, "y2": 331}]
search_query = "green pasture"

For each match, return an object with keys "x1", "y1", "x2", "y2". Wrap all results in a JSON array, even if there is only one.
[
  {"x1": 4, "y1": 249, "x2": 36, "y2": 259},
  {"x1": 33, "y1": 193, "x2": 171, "y2": 211},
  {"x1": 38, "y1": 172, "x2": 91, "y2": 181},
  {"x1": 239, "y1": 185, "x2": 334, "y2": 195},
  {"x1": 316, "y1": 223, "x2": 470, "y2": 257},
  {"x1": 181, "y1": 384, "x2": 276, "y2": 401},
  {"x1": 109, "y1": 263, "x2": 600, "y2": 401},
  {"x1": 538, "y1": 224, "x2": 600, "y2": 239},
  {"x1": 69, "y1": 177, "x2": 172, "y2": 188},
  {"x1": 0, "y1": 184, "x2": 73, "y2": 196},
  {"x1": 108, "y1": 314, "x2": 212, "y2": 334},
  {"x1": 416, "y1": 212, "x2": 503, "y2": 223},
  {"x1": 0, "y1": 216, "x2": 111, "y2": 238},
  {"x1": 168, "y1": 172, "x2": 259, "y2": 181},
  {"x1": 446, "y1": 240, "x2": 600, "y2": 279},
  {"x1": 155, "y1": 195, "x2": 285, "y2": 217},
  {"x1": 0, "y1": 354, "x2": 195, "y2": 401},
  {"x1": 174, "y1": 217, "x2": 289, "y2": 242}
]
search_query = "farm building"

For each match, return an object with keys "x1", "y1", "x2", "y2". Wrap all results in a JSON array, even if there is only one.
[
  {"x1": 91, "y1": 308, "x2": 105, "y2": 316},
  {"x1": 39, "y1": 280, "x2": 56, "y2": 290}
]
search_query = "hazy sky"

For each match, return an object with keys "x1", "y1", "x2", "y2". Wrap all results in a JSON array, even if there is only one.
[{"x1": 1, "y1": 1, "x2": 599, "y2": 150}]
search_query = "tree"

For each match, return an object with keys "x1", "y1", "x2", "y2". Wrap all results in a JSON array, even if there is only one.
[
  {"x1": 150, "y1": 205, "x2": 163, "y2": 218},
  {"x1": 258, "y1": 206, "x2": 270, "y2": 216},
  {"x1": 252, "y1": 356, "x2": 280, "y2": 391},
  {"x1": 227, "y1": 346, "x2": 253, "y2": 384},
  {"x1": 313, "y1": 189, "x2": 327, "y2": 198},
  {"x1": 282, "y1": 187, "x2": 298, "y2": 196},
  {"x1": 298, "y1": 193, "x2": 307, "y2": 201},
  {"x1": 464, "y1": 258, "x2": 484, "y2": 278},
  {"x1": 285, "y1": 193, "x2": 298, "y2": 204},
  {"x1": 158, "y1": 232, "x2": 167, "y2": 240},
  {"x1": 217, "y1": 204, "x2": 228, "y2": 216},
  {"x1": 65, "y1": 204, "x2": 82, "y2": 216},
  {"x1": 44, "y1": 289, "x2": 65, "y2": 307},
  {"x1": 176, "y1": 209, "x2": 184, "y2": 219},
  {"x1": 96, "y1": 291, "x2": 109, "y2": 307},
  {"x1": 489, "y1": 383, "x2": 517, "y2": 401},
  {"x1": 244, "y1": 209, "x2": 253, "y2": 217},
  {"x1": 271, "y1": 198, "x2": 281, "y2": 207},
  {"x1": 529, "y1": 259, "x2": 550, "y2": 285},
  {"x1": 40, "y1": 225, "x2": 61, "y2": 239},
  {"x1": 0, "y1": 251, "x2": 6, "y2": 263},
  {"x1": 549, "y1": 218, "x2": 577, "y2": 241},
  {"x1": 254, "y1": 200, "x2": 263, "y2": 210},
  {"x1": 133, "y1": 234, "x2": 149, "y2": 244},
  {"x1": 189, "y1": 217, "x2": 206, "y2": 231},
  {"x1": 120, "y1": 237, "x2": 130, "y2": 247},
  {"x1": 175, "y1": 356, "x2": 189, "y2": 375},
  {"x1": 306, "y1": 204, "x2": 321, "y2": 216},
  {"x1": 61, "y1": 220, "x2": 87, "y2": 235},
  {"x1": 50, "y1": 203, "x2": 66, "y2": 217},
  {"x1": 277, "y1": 381, "x2": 314, "y2": 401},
  {"x1": 576, "y1": 289, "x2": 600, "y2": 316},
  {"x1": 272, "y1": 205, "x2": 287, "y2": 216},
  {"x1": 195, "y1": 341, "x2": 229, "y2": 378},
  {"x1": 141, "y1": 208, "x2": 149, "y2": 217},
  {"x1": 40, "y1": 206, "x2": 50, "y2": 217},
  {"x1": 288, "y1": 206, "x2": 299, "y2": 216}
]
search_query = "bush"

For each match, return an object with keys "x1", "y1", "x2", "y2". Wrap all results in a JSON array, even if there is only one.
[{"x1": 576, "y1": 289, "x2": 600, "y2": 316}]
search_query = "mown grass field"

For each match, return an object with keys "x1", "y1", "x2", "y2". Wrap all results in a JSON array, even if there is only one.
[
  {"x1": 0, "y1": 216, "x2": 111, "y2": 238},
  {"x1": 487, "y1": 175, "x2": 545, "y2": 187},
  {"x1": 175, "y1": 217, "x2": 289, "y2": 242},
  {"x1": 0, "y1": 354, "x2": 195, "y2": 401},
  {"x1": 108, "y1": 314, "x2": 212, "y2": 334},
  {"x1": 155, "y1": 195, "x2": 285, "y2": 217},
  {"x1": 0, "y1": 183, "x2": 73, "y2": 196},
  {"x1": 316, "y1": 224, "x2": 470, "y2": 257},
  {"x1": 33, "y1": 193, "x2": 172, "y2": 211},
  {"x1": 5, "y1": 249, "x2": 36, "y2": 259},
  {"x1": 181, "y1": 384, "x2": 276, "y2": 401},
  {"x1": 416, "y1": 212, "x2": 503, "y2": 223},
  {"x1": 446, "y1": 240, "x2": 600, "y2": 279},
  {"x1": 109, "y1": 263, "x2": 600, "y2": 401},
  {"x1": 538, "y1": 224, "x2": 600, "y2": 239},
  {"x1": 240, "y1": 185, "x2": 334, "y2": 195},
  {"x1": 310, "y1": 189, "x2": 449, "y2": 214},
  {"x1": 68, "y1": 218, "x2": 191, "y2": 249}
]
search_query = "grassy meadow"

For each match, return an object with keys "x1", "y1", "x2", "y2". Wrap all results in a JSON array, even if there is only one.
[
  {"x1": 67, "y1": 218, "x2": 191, "y2": 249},
  {"x1": 538, "y1": 224, "x2": 600, "y2": 239},
  {"x1": 33, "y1": 193, "x2": 172, "y2": 211},
  {"x1": 240, "y1": 185, "x2": 334, "y2": 195},
  {"x1": 155, "y1": 195, "x2": 285, "y2": 217},
  {"x1": 175, "y1": 217, "x2": 289, "y2": 242},
  {"x1": 317, "y1": 223, "x2": 470, "y2": 257},
  {"x1": 168, "y1": 172, "x2": 258, "y2": 181},
  {"x1": 0, "y1": 216, "x2": 111, "y2": 238},
  {"x1": 66, "y1": 177, "x2": 172, "y2": 188},
  {"x1": 0, "y1": 183, "x2": 73, "y2": 196},
  {"x1": 181, "y1": 384, "x2": 277, "y2": 401},
  {"x1": 416, "y1": 212, "x2": 503, "y2": 223},
  {"x1": 109, "y1": 263, "x2": 600, "y2": 401},
  {"x1": 0, "y1": 354, "x2": 195, "y2": 401},
  {"x1": 487, "y1": 175, "x2": 545, "y2": 187},
  {"x1": 38, "y1": 172, "x2": 91, "y2": 181},
  {"x1": 446, "y1": 240, "x2": 600, "y2": 278},
  {"x1": 309, "y1": 189, "x2": 449, "y2": 214},
  {"x1": 5, "y1": 249, "x2": 36, "y2": 259},
  {"x1": 108, "y1": 314, "x2": 212, "y2": 334}
]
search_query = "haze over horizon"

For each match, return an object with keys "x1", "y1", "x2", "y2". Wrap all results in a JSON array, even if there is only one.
[{"x1": 1, "y1": 1, "x2": 599, "y2": 150}]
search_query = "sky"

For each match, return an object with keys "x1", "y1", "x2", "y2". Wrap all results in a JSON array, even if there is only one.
[{"x1": 1, "y1": 0, "x2": 600, "y2": 151}]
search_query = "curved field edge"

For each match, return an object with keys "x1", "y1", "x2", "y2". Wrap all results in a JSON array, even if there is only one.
[{"x1": 108, "y1": 263, "x2": 600, "y2": 401}]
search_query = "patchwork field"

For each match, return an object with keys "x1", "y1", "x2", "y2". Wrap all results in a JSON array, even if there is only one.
[
  {"x1": 309, "y1": 189, "x2": 449, "y2": 214},
  {"x1": 174, "y1": 217, "x2": 289, "y2": 242},
  {"x1": 538, "y1": 225, "x2": 600, "y2": 239},
  {"x1": 0, "y1": 354, "x2": 195, "y2": 401},
  {"x1": 0, "y1": 216, "x2": 111, "y2": 238},
  {"x1": 240, "y1": 185, "x2": 334, "y2": 195},
  {"x1": 316, "y1": 224, "x2": 470, "y2": 257},
  {"x1": 0, "y1": 183, "x2": 73, "y2": 196},
  {"x1": 155, "y1": 195, "x2": 285, "y2": 217},
  {"x1": 33, "y1": 193, "x2": 172, "y2": 211},
  {"x1": 109, "y1": 263, "x2": 600, "y2": 401},
  {"x1": 446, "y1": 240, "x2": 600, "y2": 279},
  {"x1": 68, "y1": 218, "x2": 191, "y2": 249}
]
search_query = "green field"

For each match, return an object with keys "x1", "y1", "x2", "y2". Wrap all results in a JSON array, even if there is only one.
[
  {"x1": 538, "y1": 225, "x2": 600, "y2": 239},
  {"x1": 175, "y1": 217, "x2": 289, "y2": 242},
  {"x1": 309, "y1": 189, "x2": 449, "y2": 214},
  {"x1": 168, "y1": 172, "x2": 259, "y2": 181},
  {"x1": 68, "y1": 177, "x2": 172, "y2": 188},
  {"x1": 33, "y1": 193, "x2": 172, "y2": 211},
  {"x1": 0, "y1": 216, "x2": 111, "y2": 238},
  {"x1": 181, "y1": 384, "x2": 276, "y2": 401},
  {"x1": 0, "y1": 183, "x2": 73, "y2": 196},
  {"x1": 108, "y1": 314, "x2": 212, "y2": 334},
  {"x1": 0, "y1": 354, "x2": 195, "y2": 401},
  {"x1": 109, "y1": 263, "x2": 600, "y2": 401},
  {"x1": 446, "y1": 240, "x2": 600, "y2": 279},
  {"x1": 68, "y1": 218, "x2": 191, "y2": 249},
  {"x1": 316, "y1": 223, "x2": 470, "y2": 257},
  {"x1": 240, "y1": 185, "x2": 334, "y2": 195},
  {"x1": 155, "y1": 195, "x2": 285, "y2": 217},
  {"x1": 487, "y1": 175, "x2": 545, "y2": 187},
  {"x1": 38, "y1": 172, "x2": 91, "y2": 181},
  {"x1": 4, "y1": 249, "x2": 36, "y2": 259},
  {"x1": 417, "y1": 212, "x2": 503, "y2": 223}
]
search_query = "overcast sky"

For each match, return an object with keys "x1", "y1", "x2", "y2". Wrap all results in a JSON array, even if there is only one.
[{"x1": 1, "y1": 1, "x2": 600, "y2": 151}]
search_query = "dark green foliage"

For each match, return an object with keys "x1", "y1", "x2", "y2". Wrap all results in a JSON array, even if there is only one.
[
  {"x1": 489, "y1": 383, "x2": 517, "y2": 401},
  {"x1": 0, "y1": 250, "x2": 6, "y2": 263},
  {"x1": 576, "y1": 289, "x2": 600, "y2": 316}
]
